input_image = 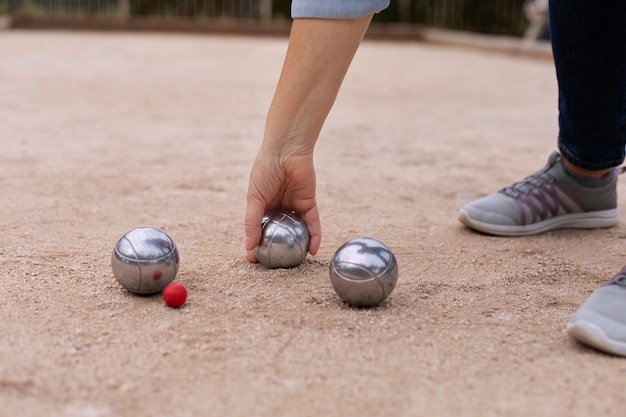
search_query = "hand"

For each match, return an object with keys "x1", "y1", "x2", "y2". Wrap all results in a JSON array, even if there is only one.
[
  {"x1": 243, "y1": 15, "x2": 372, "y2": 263},
  {"x1": 244, "y1": 149, "x2": 321, "y2": 263}
]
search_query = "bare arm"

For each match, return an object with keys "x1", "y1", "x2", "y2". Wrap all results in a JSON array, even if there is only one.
[{"x1": 244, "y1": 15, "x2": 373, "y2": 262}]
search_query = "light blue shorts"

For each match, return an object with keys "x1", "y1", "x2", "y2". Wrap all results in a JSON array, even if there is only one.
[{"x1": 291, "y1": 0, "x2": 390, "y2": 19}]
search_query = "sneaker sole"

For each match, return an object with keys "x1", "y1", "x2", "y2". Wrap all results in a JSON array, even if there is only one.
[
  {"x1": 566, "y1": 320, "x2": 626, "y2": 357},
  {"x1": 458, "y1": 208, "x2": 619, "y2": 236}
]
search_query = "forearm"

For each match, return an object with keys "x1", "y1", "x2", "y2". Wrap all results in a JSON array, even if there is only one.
[{"x1": 261, "y1": 15, "x2": 373, "y2": 156}]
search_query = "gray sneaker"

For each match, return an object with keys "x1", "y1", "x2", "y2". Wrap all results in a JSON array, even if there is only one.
[
  {"x1": 458, "y1": 152, "x2": 619, "y2": 236},
  {"x1": 566, "y1": 268, "x2": 626, "y2": 356}
]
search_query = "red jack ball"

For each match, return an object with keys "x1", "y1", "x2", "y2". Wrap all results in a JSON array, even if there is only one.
[{"x1": 162, "y1": 283, "x2": 187, "y2": 308}]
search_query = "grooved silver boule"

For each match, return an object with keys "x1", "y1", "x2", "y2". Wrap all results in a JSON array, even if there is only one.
[
  {"x1": 254, "y1": 212, "x2": 310, "y2": 269},
  {"x1": 329, "y1": 237, "x2": 398, "y2": 307},
  {"x1": 111, "y1": 227, "x2": 179, "y2": 295}
]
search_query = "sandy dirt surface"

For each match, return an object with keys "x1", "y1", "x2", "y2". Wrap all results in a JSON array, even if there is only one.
[{"x1": 1, "y1": 29, "x2": 626, "y2": 417}]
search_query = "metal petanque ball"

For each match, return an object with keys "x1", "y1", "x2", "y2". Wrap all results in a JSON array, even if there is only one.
[
  {"x1": 111, "y1": 227, "x2": 180, "y2": 295},
  {"x1": 329, "y1": 237, "x2": 398, "y2": 307},
  {"x1": 254, "y1": 211, "x2": 310, "y2": 269}
]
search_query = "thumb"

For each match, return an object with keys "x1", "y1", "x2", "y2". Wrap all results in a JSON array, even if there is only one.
[{"x1": 244, "y1": 198, "x2": 265, "y2": 263}]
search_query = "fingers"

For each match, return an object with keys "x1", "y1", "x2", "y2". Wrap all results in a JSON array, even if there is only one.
[
  {"x1": 301, "y1": 206, "x2": 321, "y2": 256},
  {"x1": 245, "y1": 200, "x2": 322, "y2": 263},
  {"x1": 246, "y1": 249, "x2": 258, "y2": 263},
  {"x1": 244, "y1": 153, "x2": 320, "y2": 263},
  {"x1": 244, "y1": 205, "x2": 263, "y2": 253},
  {"x1": 244, "y1": 185, "x2": 266, "y2": 263},
  {"x1": 246, "y1": 206, "x2": 321, "y2": 259}
]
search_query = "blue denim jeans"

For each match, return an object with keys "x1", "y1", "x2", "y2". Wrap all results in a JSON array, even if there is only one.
[{"x1": 551, "y1": 0, "x2": 626, "y2": 170}]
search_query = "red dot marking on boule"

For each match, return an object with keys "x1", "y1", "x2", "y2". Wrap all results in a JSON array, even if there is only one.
[
  {"x1": 152, "y1": 270, "x2": 162, "y2": 280},
  {"x1": 163, "y1": 283, "x2": 187, "y2": 308}
]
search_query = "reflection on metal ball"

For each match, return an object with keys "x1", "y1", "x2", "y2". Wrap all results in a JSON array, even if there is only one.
[
  {"x1": 254, "y1": 212, "x2": 310, "y2": 269},
  {"x1": 111, "y1": 227, "x2": 179, "y2": 295},
  {"x1": 329, "y1": 237, "x2": 398, "y2": 307}
]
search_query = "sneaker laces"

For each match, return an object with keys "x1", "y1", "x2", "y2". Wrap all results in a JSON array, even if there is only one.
[
  {"x1": 500, "y1": 154, "x2": 624, "y2": 225},
  {"x1": 501, "y1": 169, "x2": 556, "y2": 198},
  {"x1": 499, "y1": 154, "x2": 583, "y2": 224},
  {"x1": 503, "y1": 153, "x2": 625, "y2": 197},
  {"x1": 605, "y1": 267, "x2": 626, "y2": 287}
]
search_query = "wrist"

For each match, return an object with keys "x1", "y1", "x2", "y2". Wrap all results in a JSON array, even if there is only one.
[{"x1": 260, "y1": 130, "x2": 317, "y2": 157}]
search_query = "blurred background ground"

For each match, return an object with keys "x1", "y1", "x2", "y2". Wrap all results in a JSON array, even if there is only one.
[{"x1": 1, "y1": 12, "x2": 625, "y2": 417}]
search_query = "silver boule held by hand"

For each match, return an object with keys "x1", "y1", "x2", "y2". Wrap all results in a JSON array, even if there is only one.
[
  {"x1": 111, "y1": 227, "x2": 180, "y2": 295},
  {"x1": 254, "y1": 211, "x2": 310, "y2": 269},
  {"x1": 329, "y1": 237, "x2": 398, "y2": 307}
]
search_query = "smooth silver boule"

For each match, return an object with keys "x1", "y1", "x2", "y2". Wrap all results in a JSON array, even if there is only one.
[
  {"x1": 329, "y1": 237, "x2": 398, "y2": 307},
  {"x1": 111, "y1": 227, "x2": 179, "y2": 295},
  {"x1": 254, "y1": 212, "x2": 310, "y2": 269}
]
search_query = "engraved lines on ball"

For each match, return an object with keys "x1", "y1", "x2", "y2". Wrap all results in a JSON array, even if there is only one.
[
  {"x1": 120, "y1": 235, "x2": 146, "y2": 293},
  {"x1": 331, "y1": 257, "x2": 395, "y2": 300},
  {"x1": 265, "y1": 213, "x2": 305, "y2": 266},
  {"x1": 329, "y1": 237, "x2": 398, "y2": 307}
]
